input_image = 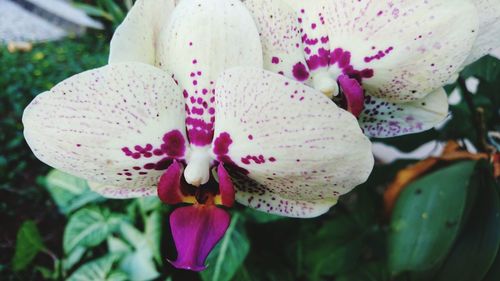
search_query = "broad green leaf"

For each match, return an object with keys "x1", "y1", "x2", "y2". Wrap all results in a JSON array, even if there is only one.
[
  {"x1": 461, "y1": 56, "x2": 500, "y2": 82},
  {"x1": 201, "y1": 213, "x2": 249, "y2": 281},
  {"x1": 137, "y1": 196, "x2": 162, "y2": 214},
  {"x1": 243, "y1": 209, "x2": 286, "y2": 224},
  {"x1": 12, "y1": 220, "x2": 46, "y2": 271},
  {"x1": 118, "y1": 222, "x2": 160, "y2": 281},
  {"x1": 145, "y1": 210, "x2": 163, "y2": 264},
  {"x1": 303, "y1": 215, "x2": 364, "y2": 280},
  {"x1": 64, "y1": 247, "x2": 87, "y2": 271},
  {"x1": 64, "y1": 207, "x2": 110, "y2": 253},
  {"x1": 107, "y1": 237, "x2": 132, "y2": 254},
  {"x1": 482, "y1": 248, "x2": 500, "y2": 281},
  {"x1": 388, "y1": 161, "x2": 477, "y2": 274},
  {"x1": 107, "y1": 271, "x2": 129, "y2": 281},
  {"x1": 67, "y1": 254, "x2": 120, "y2": 281},
  {"x1": 434, "y1": 165, "x2": 500, "y2": 281},
  {"x1": 120, "y1": 249, "x2": 159, "y2": 281},
  {"x1": 35, "y1": 266, "x2": 57, "y2": 279},
  {"x1": 120, "y1": 222, "x2": 148, "y2": 249},
  {"x1": 44, "y1": 169, "x2": 103, "y2": 214}
]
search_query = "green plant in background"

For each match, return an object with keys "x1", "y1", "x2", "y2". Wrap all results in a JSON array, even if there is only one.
[{"x1": 73, "y1": 0, "x2": 134, "y2": 29}]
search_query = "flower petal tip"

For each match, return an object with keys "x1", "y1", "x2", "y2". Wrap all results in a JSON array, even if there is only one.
[
  {"x1": 167, "y1": 259, "x2": 207, "y2": 272},
  {"x1": 169, "y1": 205, "x2": 230, "y2": 271}
]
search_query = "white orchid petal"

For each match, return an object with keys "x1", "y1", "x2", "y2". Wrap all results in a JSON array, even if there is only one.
[
  {"x1": 464, "y1": 0, "x2": 500, "y2": 65},
  {"x1": 360, "y1": 88, "x2": 449, "y2": 138},
  {"x1": 244, "y1": 0, "x2": 311, "y2": 83},
  {"x1": 109, "y1": 0, "x2": 176, "y2": 65},
  {"x1": 157, "y1": 0, "x2": 263, "y2": 147},
  {"x1": 328, "y1": 0, "x2": 477, "y2": 101},
  {"x1": 284, "y1": 0, "x2": 478, "y2": 102},
  {"x1": 23, "y1": 63, "x2": 188, "y2": 198},
  {"x1": 212, "y1": 67, "x2": 374, "y2": 218},
  {"x1": 232, "y1": 174, "x2": 338, "y2": 218}
]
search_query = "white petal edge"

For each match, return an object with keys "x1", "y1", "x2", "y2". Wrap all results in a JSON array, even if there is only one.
[
  {"x1": 464, "y1": 0, "x2": 500, "y2": 65},
  {"x1": 23, "y1": 63, "x2": 188, "y2": 198},
  {"x1": 109, "y1": 0, "x2": 176, "y2": 65},
  {"x1": 360, "y1": 88, "x2": 449, "y2": 138}
]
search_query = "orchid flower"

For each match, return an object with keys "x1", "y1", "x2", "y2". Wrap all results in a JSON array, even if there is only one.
[
  {"x1": 22, "y1": 0, "x2": 374, "y2": 271},
  {"x1": 243, "y1": 0, "x2": 500, "y2": 138}
]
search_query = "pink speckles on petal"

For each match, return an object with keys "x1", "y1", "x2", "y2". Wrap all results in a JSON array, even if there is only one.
[
  {"x1": 213, "y1": 132, "x2": 232, "y2": 156},
  {"x1": 162, "y1": 130, "x2": 186, "y2": 158},
  {"x1": 292, "y1": 62, "x2": 310, "y2": 81},
  {"x1": 212, "y1": 132, "x2": 249, "y2": 175}
]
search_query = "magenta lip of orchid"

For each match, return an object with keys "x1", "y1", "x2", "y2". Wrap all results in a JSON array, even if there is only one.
[{"x1": 24, "y1": 0, "x2": 500, "y2": 273}]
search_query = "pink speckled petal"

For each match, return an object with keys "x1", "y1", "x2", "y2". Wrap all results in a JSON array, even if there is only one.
[
  {"x1": 23, "y1": 63, "x2": 189, "y2": 198},
  {"x1": 338, "y1": 75, "x2": 364, "y2": 118},
  {"x1": 286, "y1": 0, "x2": 478, "y2": 102},
  {"x1": 244, "y1": 0, "x2": 311, "y2": 83},
  {"x1": 157, "y1": 0, "x2": 263, "y2": 147},
  {"x1": 217, "y1": 163, "x2": 235, "y2": 207},
  {"x1": 283, "y1": 0, "x2": 332, "y2": 76},
  {"x1": 360, "y1": 88, "x2": 449, "y2": 138},
  {"x1": 464, "y1": 0, "x2": 500, "y2": 65},
  {"x1": 169, "y1": 205, "x2": 230, "y2": 271},
  {"x1": 109, "y1": 0, "x2": 176, "y2": 65},
  {"x1": 212, "y1": 67, "x2": 374, "y2": 218}
]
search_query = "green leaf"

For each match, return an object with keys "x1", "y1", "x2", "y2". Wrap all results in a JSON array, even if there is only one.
[
  {"x1": 461, "y1": 55, "x2": 500, "y2": 83},
  {"x1": 12, "y1": 220, "x2": 46, "y2": 271},
  {"x1": 73, "y1": 3, "x2": 113, "y2": 20},
  {"x1": 434, "y1": 164, "x2": 500, "y2": 281},
  {"x1": 64, "y1": 247, "x2": 87, "y2": 271},
  {"x1": 304, "y1": 214, "x2": 364, "y2": 280},
  {"x1": 243, "y1": 208, "x2": 286, "y2": 224},
  {"x1": 145, "y1": 210, "x2": 163, "y2": 264},
  {"x1": 137, "y1": 196, "x2": 162, "y2": 214},
  {"x1": 388, "y1": 161, "x2": 477, "y2": 274},
  {"x1": 201, "y1": 213, "x2": 249, "y2": 281},
  {"x1": 107, "y1": 271, "x2": 129, "y2": 281},
  {"x1": 118, "y1": 222, "x2": 160, "y2": 281},
  {"x1": 336, "y1": 262, "x2": 390, "y2": 281},
  {"x1": 482, "y1": 248, "x2": 500, "y2": 281},
  {"x1": 67, "y1": 254, "x2": 120, "y2": 281},
  {"x1": 64, "y1": 207, "x2": 111, "y2": 253},
  {"x1": 44, "y1": 169, "x2": 103, "y2": 214},
  {"x1": 120, "y1": 249, "x2": 160, "y2": 281},
  {"x1": 107, "y1": 237, "x2": 132, "y2": 254}
]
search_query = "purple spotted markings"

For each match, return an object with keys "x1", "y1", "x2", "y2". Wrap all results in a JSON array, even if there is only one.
[{"x1": 270, "y1": 7, "x2": 396, "y2": 120}]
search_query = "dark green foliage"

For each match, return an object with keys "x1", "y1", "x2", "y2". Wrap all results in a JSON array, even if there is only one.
[
  {"x1": 0, "y1": 35, "x2": 108, "y2": 280},
  {"x1": 388, "y1": 161, "x2": 477, "y2": 274}
]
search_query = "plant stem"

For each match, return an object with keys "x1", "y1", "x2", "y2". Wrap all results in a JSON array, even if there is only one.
[{"x1": 457, "y1": 78, "x2": 491, "y2": 153}]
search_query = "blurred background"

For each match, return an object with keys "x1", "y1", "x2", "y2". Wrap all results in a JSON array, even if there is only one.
[{"x1": 0, "y1": 1, "x2": 499, "y2": 281}]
